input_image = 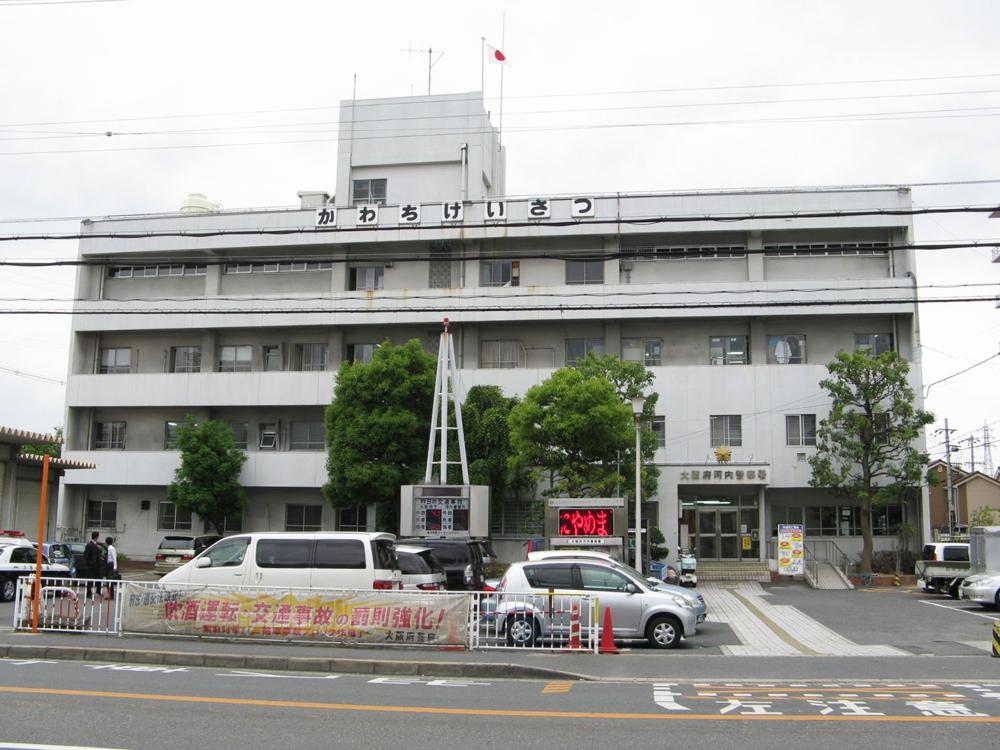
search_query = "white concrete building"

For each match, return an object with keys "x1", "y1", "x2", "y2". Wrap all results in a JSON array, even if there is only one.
[{"x1": 58, "y1": 92, "x2": 928, "y2": 566}]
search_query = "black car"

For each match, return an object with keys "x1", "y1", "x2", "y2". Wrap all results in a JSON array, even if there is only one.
[{"x1": 397, "y1": 538, "x2": 485, "y2": 591}]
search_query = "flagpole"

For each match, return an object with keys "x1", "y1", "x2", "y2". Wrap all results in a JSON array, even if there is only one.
[
  {"x1": 498, "y1": 12, "x2": 505, "y2": 156},
  {"x1": 480, "y1": 36, "x2": 485, "y2": 96}
]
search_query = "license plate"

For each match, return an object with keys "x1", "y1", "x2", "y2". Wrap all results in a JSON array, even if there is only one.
[
  {"x1": 697, "y1": 614, "x2": 706, "y2": 623},
  {"x1": 167, "y1": 557, "x2": 179, "y2": 563}
]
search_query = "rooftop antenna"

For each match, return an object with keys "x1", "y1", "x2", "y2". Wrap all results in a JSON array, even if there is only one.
[
  {"x1": 401, "y1": 45, "x2": 445, "y2": 95},
  {"x1": 424, "y1": 318, "x2": 469, "y2": 484}
]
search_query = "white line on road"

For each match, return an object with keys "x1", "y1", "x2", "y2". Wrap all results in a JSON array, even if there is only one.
[
  {"x1": 217, "y1": 670, "x2": 341, "y2": 680},
  {"x1": 0, "y1": 744, "x2": 132, "y2": 750},
  {"x1": 917, "y1": 599, "x2": 1000, "y2": 620}
]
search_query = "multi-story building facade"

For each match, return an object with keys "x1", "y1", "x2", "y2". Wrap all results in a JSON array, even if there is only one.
[{"x1": 58, "y1": 92, "x2": 929, "y2": 564}]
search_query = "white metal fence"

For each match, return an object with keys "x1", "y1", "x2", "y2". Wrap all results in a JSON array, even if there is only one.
[
  {"x1": 12, "y1": 578, "x2": 599, "y2": 653},
  {"x1": 13, "y1": 577, "x2": 123, "y2": 635}
]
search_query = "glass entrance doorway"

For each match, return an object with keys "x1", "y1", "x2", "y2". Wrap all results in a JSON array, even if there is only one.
[{"x1": 681, "y1": 494, "x2": 761, "y2": 561}]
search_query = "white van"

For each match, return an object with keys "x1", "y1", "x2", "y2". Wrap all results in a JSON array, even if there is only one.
[{"x1": 159, "y1": 532, "x2": 402, "y2": 590}]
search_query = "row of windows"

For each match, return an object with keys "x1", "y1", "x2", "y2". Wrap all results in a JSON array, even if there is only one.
[
  {"x1": 224, "y1": 261, "x2": 334, "y2": 274},
  {"x1": 97, "y1": 420, "x2": 326, "y2": 451},
  {"x1": 87, "y1": 500, "x2": 368, "y2": 533},
  {"x1": 762, "y1": 242, "x2": 890, "y2": 257},
  {"x1": 771, "y1": 503, "x2": 903, "y2": 537},
  {"x1": 710, "y1": 412, "x2": 888, "y2": 448},
  {"x1": 108, "y1": 264, "x2": 207, "y2": 278},
  {"x1": 622, "y1": 245, "x2": 747, "y2": 260},
  {"x1": 99, "y1": 343, "x2": 332, "y2": 374},
  {"x1": 479, "y1": 333, "x2": 894, "y2": 369}
]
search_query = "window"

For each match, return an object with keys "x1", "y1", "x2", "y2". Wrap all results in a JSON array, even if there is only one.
[
  {"x1": 11, "y1": 547, "x2": 39, "y2": 564},
  {"x1": 290, "y1": 421, "x2": 325, "y2": 450},
  {"x1": 806, "y1": 506, "x2": 839, "y2": 536},
  {"x1": 228, "y1": 423, "x2": 248, "y2": 450},
  {"x1": 98, "y1": 348, "x2": 131, "y2": 374},
  {"x1": 285, "y1": 504, "x2": 322, "y2": 532},
  {"x1": 171, "y1": 346, "x2": 201, "y2": 373},
  {"x1": 622, "y1": 338, "x2": 662, "y2": 366},
  {"x1": 93, "y1": 421, "x2": 126, "y2": 450},
  {"x1": 352, "y1": 178, "x2": 387, "y2": 206},
  {"x1": 348, "y1": 343, "x2": 379, "y2": 363},
  {"x1": 785, "y1": 414, "x2": 817, "y2": 446},
  {"x1": 223, "y1": 261, "x2": 332, "y2": 274},
  {"x1": 349, "y1": 266, "x2": 384, "y2": 291},
  {"x1": 565, "y1": 259, "x2": 604, "y2": 285},
  {"x1": 108, "y1": 264, "x2": 206, "y2": 278},
  {"x1": 651, "y1": 416, "x2": 666, "y2": 448},
  {"x1": 710, "y1": 415, "x2": 742, "y2": 447},
  {"x1": 258, "y1": 423, "x2": 278, "y2": 450},
  {"x1": 337, "y1": 505, "x2": 368, "y2": 531},
  {"x1": 873, "y1": 412, "x2": 890, "y2": 445},
  {"x1": 579, "y1": 565, "x2": 632, "y2": 592},
  {"x1": 297, "y1": 343, "x2": 328, "y2": 372},
  {"x1": 202, "y1": 536, "x2": 249, "y2": 567},
  {"x1": 87, "y1": 500, "x2": 117, "y2": 529},
  {"x1": 314, "y1": 539, "x2": 366, "y2": 569},
  {"x1": 206, "y1": 512, "x2": 243, "y2": 535},
  {"x1": 262, "y1": 345, "x2": 283, "y2": 372},
  {"x1": 257, "y1": 539, "x2": 312, "y2": 568},
  {"x1": 766, "y1": 335, "x2": 806, "y2": 364},
  {"x1": 763, "y1": 242, "x2": 889, "y2": 257},
  {"x1": 566, "y1": 338, "x2": 604, "y2": 365},
  {"x1": 524, "y1": 564, "x2": 575, "y2": 589},
  {"x1": 709, "y1": 336, "x2": 748, "y2": 365},
  {"x1": 622, "y1": 245, "x2": 747, "y2": 260},
  {"x1": 855, "y1": 333, "x2": 894, "y2": 356},
  {"x1": 871, "y1": 505, "x2": 903, "y2": 537},
  {"x1": 164, "y1": 421, "x2": 180, "y2": 449},
  {"x1": 480, "y1": 340, "x2": 523, "y2": 368},
  {"x1": 218, "y1": 345, "x2": 252, "y2": 372},
  {"x1": 158, "y1": 501, "x2": 193, "y2": 530},
  {"x1": 480, "y1": 260, "x2": 518, "y2": 287}
]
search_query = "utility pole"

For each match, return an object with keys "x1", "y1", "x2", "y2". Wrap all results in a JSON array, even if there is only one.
[
  {"x1": 966, "y1": 435, "x2": 977, "y2": 473},
  {"x1": 936, "y1": 420, "x2": 956, "y2": 535}
]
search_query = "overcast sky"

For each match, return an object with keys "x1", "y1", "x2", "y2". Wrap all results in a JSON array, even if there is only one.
[{"x1": 1, "y1": 0, "x2": 998, "y2": 471}]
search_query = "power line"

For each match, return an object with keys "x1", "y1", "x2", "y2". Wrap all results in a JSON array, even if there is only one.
[
  {"x1": 0, "y1": 364, "x2": 64, "y2": 385},
  {"x1": 923, "y1": 353, "x2": 1000, "y2": 397},
  {"x1": 0, "y1": 294, "x2": 992, "y2": 316}
]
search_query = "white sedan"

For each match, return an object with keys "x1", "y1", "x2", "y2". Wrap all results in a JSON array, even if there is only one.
[{"x1": 0, "y1": 543, "x2": 71, "y2": 601}]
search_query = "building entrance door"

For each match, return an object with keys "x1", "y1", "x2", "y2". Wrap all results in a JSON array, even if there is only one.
[{"x1": 695, "y1": 509, "x2": 742, "y2": 560}]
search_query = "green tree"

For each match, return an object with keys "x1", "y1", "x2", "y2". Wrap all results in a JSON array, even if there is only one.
[
  {"x1": 21, "y1": 426, "x2": 63, "y2": 458},
  {"x1": 166, "y1": 417, "x2": 247, "y2": 535},
  {"x1": 808, "y1": 350, "x2": 933, "y2": 574},
  {"x1": 509, "y1": 366, "x2": 634, "y2": 497},
  {"x1": 323, "y1": 339, "x2": 436, "y2": 530},
  {"x1": 574, "y1": 353, "x2": 661, "y2": 500},
  {"x1": 461, "y1": 385, "x2": 533, "y2": 502},
  {"x1": 970, "y1": 506, "x2": 997, "y2": 527}
]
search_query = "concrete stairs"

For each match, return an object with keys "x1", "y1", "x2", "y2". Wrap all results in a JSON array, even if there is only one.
[
  {"x1": 805, "y1": 561, "x2": 853, "y2": 590},
  {"x1": 696, "y1": 560, "x2": 772, "y2": 583}
]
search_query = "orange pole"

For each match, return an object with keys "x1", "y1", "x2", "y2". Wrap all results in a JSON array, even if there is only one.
[{"x1": 31, "y1": 454, "x2": 51, "y2": 633}]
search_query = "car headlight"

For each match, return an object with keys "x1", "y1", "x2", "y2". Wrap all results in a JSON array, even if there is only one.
[
  {"x1": 671, "y1": 595, "x2": 693, "y2": 608},
  {"x1": 975, "y1": 576, "x2": 1000, "y2": 587}
]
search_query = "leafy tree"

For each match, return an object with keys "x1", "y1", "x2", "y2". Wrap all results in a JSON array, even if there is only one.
[
  {"x1": 323, "y1": 339, "x2": 436, "y2": 530},
  {"x1": 509, "y1": 367, "x2": 634, "y2": 497},
  {"x1": 166, "y1": 418, "x2": 247, "y2": 535},
  {"x1": 808, "y1": 351, "x2": 933, "y2": 574},
  {"x1": 574, "y1": 353, "x2": 661, "y2": 499},
  {"x1": 970, "y1": 506, "x2": 997, "y2": 527},
  {"x1": 21, "y1": 426, "x2": 63, "y2": 458},
  {"x1": 461, "y1": 385, "x2": 534, "y2": 503}
]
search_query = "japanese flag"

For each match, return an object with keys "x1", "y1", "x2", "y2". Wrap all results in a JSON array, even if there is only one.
[{"x1": 485, "y1": 42, "x2": 508, "y2": 65}]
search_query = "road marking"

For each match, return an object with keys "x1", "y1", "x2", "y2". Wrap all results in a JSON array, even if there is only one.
[
  {"x1": 917, "y1": 599, "x2": 1000, "y2": 620},
  {"x1": 0, "y1": 686, "x2": 997, "y2": 723},
  {"x1": 218, "y1": 670, "x2": 341, "y2": 680},
  {"x1": 542, "y1": 681, "x2": 573, "y2": 694},
  {"x1": 0, "y1": 745, "x2": 130, "y2": 750},
  {"x1": 728, "y1": 589, "x2": 817, "y2": 655}
]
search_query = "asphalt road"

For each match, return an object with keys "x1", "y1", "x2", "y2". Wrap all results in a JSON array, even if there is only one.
[{"x1": 1, "y1": 657, "x2": 998, "y2": 749}]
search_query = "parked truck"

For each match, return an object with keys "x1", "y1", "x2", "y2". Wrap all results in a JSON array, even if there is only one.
[
  {"x1": 914, "y1": 540, "x2": 970, "y2": 598},
  {"x1": 959, "y1": 526, "x2": 1000, "y2": 609}
]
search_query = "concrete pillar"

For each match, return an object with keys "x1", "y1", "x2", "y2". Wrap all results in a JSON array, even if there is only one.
[
  {"x1": 657, "y1": 467, "x2": 681, "y2": 565},
  {"x1": 205, "y1": 263, "x2": 222, "y2": 297},
  {"x1": 747, "y1": 231, "x2": 764, "y2": 281},
  {"x1": 758, "y1": 485, "x2": 767, "y2": 561},
  {"x1": 604, "y1": 321, "x2": 621, "y2": 359},
  {"x1": 200, "y1": 331, "x2": 217, "y2": 373},
  {"x1": 328, "y1": 329, "x2": 344, "y2": 369},
  {"x1": 0, "y1": 449, "x2": 12, "y2": 530},
  {"x1": 749, "y1": 318, "x2": 767, "y2": 366}
]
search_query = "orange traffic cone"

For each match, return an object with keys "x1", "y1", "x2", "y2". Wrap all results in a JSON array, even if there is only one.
[
  {"x1": 598, "y1": 607, "x2": 619, "y2": 654},
  {"x1": 563, "y1": 601, "x2": 583, "y2": 651}
]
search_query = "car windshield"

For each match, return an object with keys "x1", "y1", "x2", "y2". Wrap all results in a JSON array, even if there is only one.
[
  {"x1": 159, "y1": 537, "x2": 194, "y2": 551},
  {"x1": 423, "y1": 545, "x2": 469, "y2": 565}
]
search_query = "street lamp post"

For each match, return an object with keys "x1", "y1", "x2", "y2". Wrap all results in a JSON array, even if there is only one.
[{"x1": 630, "y1": 395, "x2": 646, "y2": 575}]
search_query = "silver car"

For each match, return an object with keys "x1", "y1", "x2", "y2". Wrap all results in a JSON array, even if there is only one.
[
  {"x1": 396, "y1": 545, "x2": 448, "y2": 591},
  {"x1": 495, "y1": 559, "x2": 700, "y2": 648}
]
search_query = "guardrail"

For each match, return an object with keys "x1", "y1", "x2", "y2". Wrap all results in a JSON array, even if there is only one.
[
  {"x1": 13, "y1": 579, "x2": 598, "y2": 653},
  {"x1": 14, "y1": 577, "x2": 123, "y2": 635}
]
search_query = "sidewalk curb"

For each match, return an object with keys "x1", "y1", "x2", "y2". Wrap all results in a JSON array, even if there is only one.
[{"x1": 0, "y1": 642, "x2": 594, "y2": 681}]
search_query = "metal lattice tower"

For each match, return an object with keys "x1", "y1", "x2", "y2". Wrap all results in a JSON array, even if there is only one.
[
  {"x1": 982, "y1": 421, "x2": 995, "y2": 477},
  {"x1": 424, "y1": 319, "x2": 470, "y2": 485}
]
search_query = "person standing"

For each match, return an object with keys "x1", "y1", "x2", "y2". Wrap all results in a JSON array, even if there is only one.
[
  {"x1": 83, "y1": 531, "x2": 103, "y2": 597},
  {"x1": 104, "y1": 536, "x2": 118, "y2": 579}
]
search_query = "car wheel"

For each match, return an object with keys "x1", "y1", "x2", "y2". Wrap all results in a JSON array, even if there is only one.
[
  {"x1": 646, "y1": 615, "x2": 682, "y2": 649},
  {"x1": 505, "y1": 614, "x2": 539, "y2": 647},
  {"x1": 994, "y1": 590, "x2": 1000, "y2": 610},
  {"x1": 0, "y1": 576, "x2": 16, "y2": 602}
]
